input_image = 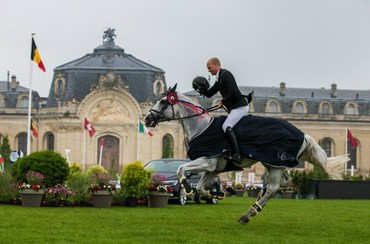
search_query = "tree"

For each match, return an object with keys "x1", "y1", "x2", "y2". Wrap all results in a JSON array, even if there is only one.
[{"x1": 0, "y1": 135, "x2": 12, "y2": 170}]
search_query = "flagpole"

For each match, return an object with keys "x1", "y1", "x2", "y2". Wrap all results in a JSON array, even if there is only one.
[
  {"x1": 99, "y1": 139, "x2": 103, "y2": 166},
  {"x1": 26, "y1": 33, "x2": 36, "y2": 155},
  {"x1": 82, "y1": 128, "x2": 86, "y2": 172},
  {"x1": 345, "y1": 128, "x2": 348, "y2": 175},
  {"x1": 137, "y1": 120, "x2": 140, "y2": 160},
  {"x1": 65, "y1": 149, "x2": 71, "y2": 166}
]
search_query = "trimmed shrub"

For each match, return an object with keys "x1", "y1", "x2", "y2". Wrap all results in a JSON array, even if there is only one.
[
  {"x1": 120, "y1": 160, "x2": 151, "y2": 198},
  {"x1": 0, "y1": 171, "x2": 18, "y2": 203},
  {"x1": 11, "y1": 150, "x2": 69, "y2": 186}
]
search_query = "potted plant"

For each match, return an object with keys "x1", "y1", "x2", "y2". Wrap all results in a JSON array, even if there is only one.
[
  {"x1": 18, "y1": 170, "x2": 45, "y2": 207},
  {"x1": 44, "y1": 185, "x2": 72, "y2": 207},
  {"x1": 246, "y1": 184, "x2": 262, "y2": 198},
  {"x1": 280, "y1": 180, "x2": 295, "y2": 199},
  {"x1": 148, "y1": 173, "x2": 173, "y2": 208},
  {"x1": 89, "y1": 171, "x2": 116, "y2": 208},
  {"x1": 120, "y1": 160, "x2": 151, "y2": 207},
  {"x1": 233, "y1": 182, "x2": 246, "y2": 197}
]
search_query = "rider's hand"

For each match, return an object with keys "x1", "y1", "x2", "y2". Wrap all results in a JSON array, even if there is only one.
[{"x1": 218, "y1": 100, "x2": 223, "y2": 108}]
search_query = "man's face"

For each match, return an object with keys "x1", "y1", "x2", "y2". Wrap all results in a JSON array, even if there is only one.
[{"x1": 207, "y1": 61, "x2": 219, "y2": 75}]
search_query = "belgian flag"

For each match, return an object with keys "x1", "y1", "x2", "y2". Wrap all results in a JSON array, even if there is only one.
[
  {"x1": 31, "y1": 119, "x2": 38, "y2": 138},
  {"x1": 31, "y1": 37, "x2": 46, "y2": 72}
]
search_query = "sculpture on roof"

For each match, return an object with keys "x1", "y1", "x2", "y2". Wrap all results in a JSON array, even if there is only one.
[{"x1": 103, "y1": 28, "x2": 116, "y2": 45}]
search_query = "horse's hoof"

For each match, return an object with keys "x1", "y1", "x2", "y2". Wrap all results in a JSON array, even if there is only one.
[
  {"x1": 193, "y1": 192, "x2": 201, "y2": 204},
  {"x1": 238, "y1": 215, "x2": 250, "y2": 224}
]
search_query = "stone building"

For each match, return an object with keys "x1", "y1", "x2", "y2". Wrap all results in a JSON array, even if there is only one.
[
  {"x1": 1, "y1": 29, "x2": 369, "y2": 181},
  {"x1": 0, "y1": 29, "x2": 186, "y2": 172}
]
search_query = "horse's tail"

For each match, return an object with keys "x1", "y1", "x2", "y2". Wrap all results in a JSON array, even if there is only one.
[
  {"x1": 303, "y1": 134, "x2": 349, "y2": 180},
  {"x1": 326, "y1": 154, "x2": 350, "y2": 180}
]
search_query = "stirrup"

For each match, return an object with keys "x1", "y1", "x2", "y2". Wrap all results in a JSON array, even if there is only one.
[{"x1": 224, "y1": 154, "x2": 242, "y2": 165}]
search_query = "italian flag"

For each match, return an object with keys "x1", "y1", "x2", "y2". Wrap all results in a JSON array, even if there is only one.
[{"x1": 138, "y1": 121, "x2": 153, "y2": 136}]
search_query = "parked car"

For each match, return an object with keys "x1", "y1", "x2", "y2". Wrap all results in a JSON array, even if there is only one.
[{"x1": 144, "y1": 158, "x2": 221, "y2": 205}]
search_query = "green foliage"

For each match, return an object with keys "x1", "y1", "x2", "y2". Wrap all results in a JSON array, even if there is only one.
[
  {"x1": 112, "y1": 188, "x2": 126, "y2": 205},
  {"x1": 290, "y1": 166, "x2": 329, "y2": 198},
  {"x1": 69, "y1": 162, "x2": 81, "y2": 175},
  {"x1": 161, "y1": 134, "x2": 174, "y2": 158},
  {"x1": 65, "y1": 172, "x2": 92, "y2": 205},
  {"x1": 0, "y1": 171, "x2": 18, "y2": 202},
  {"x1": 342, "y1": 174, "x2": 366, "y2": 181},
  {"x1": 85, "y1": 165, "x2": 107, "y2": 176},
  {"x1": 0, "y1": 135, "x2": 12, "y2": 169},
  {"x1": 11, "y1": 150, "x2": 69, "y2": 187},
  {"x1": 120, "y1": 160, "x2": 152, "y2": 198}
]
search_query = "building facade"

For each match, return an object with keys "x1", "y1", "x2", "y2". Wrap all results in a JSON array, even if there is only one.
[{"x1": 1, "y1": 29, "x2": 369, "y2": 181}]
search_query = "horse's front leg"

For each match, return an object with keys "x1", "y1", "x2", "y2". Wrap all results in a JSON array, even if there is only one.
[
  {"x1": 177, "y1": 157, "x2": 217, "y2": 195},
  {"x1": 239, "y1": 168, "x2": 284, "y2": 224}
]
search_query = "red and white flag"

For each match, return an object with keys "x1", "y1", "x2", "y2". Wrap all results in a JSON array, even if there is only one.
[
  {"x1": 138, "y1": 121, "x2": 153, "y2": 136},
  {"x1": 84, "y1": 118, "x2": 96, "y2": 137}
]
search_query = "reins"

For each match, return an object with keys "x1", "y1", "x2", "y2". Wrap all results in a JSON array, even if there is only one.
[{"x1": 148, "y1": 99, "x2": 221, "y2": 124}]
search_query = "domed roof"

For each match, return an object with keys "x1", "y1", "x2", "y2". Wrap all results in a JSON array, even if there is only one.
[{"x1": 47, "y1": 28, "x2": 166, "y2": 107}]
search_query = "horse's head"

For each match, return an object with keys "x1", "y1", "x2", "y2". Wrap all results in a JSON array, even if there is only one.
[{"x1": 144, "y1": 84, "x2": 179, "y2": 127}]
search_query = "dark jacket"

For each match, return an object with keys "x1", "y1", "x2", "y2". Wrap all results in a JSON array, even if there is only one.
[{"x1": 202, "y1": 68, "x2": 247, "y2": 111}]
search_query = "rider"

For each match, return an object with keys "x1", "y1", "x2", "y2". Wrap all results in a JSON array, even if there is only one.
[{"x1": 192, "y1": 57, "x2": 249, "y2": 164}]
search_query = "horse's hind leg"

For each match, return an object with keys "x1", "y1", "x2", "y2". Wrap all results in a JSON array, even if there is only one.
[
  {"x1": 299, "y1": 135, "x2": 328, "y2": 173},
  {"x1": 239, "y1": 167, "x2": 284, "y2": 224}
]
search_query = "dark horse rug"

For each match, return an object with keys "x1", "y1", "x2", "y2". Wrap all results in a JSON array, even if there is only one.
[{"x1": 187, "y1": 115, "x2": 305, "y2": 168}]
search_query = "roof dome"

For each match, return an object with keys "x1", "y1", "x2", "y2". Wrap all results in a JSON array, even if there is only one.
[{"x1": 46, "y1": 28, "x2": 166, "y2": 107}]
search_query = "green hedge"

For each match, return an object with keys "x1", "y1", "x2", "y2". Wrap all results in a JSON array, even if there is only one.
[{"x1": 11, "y1": 150, "x2": 69, "y2": 186}]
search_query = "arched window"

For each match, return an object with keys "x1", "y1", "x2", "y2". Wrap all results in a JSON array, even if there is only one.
[
  {"x1": 347, "y1": 138, "x2": 358, "y2": 170},
  {"x1": 19, "y1": 96, "x2": 29, "y2": 108},
  {"x1": 267, "y1": 101, "x2": 278, "y2": 113},
  {"x1": 97, "y1": 135, "x2": 120, "y2": 173},
  {"x1": 322, "y1": 103, "x2": 330, "y2": 115},
  {"x1": 320, "y1": 138, "x2": 332, "y2": 157},
  {"x1": 17, "y1": 132, "x2": 27, "y2": 155},
  {"x1": 294, "y1": 102, "x2": 304, "y2": 114},
  {"x1": 346, "y1": 104, "x2": 356, "y2": 115},
  {"x1": 46, "y1": 133, "x2": 55, "y2": 150},
  {"x1": 162, "y1": 134, "x2": 174, "y2": 158}
]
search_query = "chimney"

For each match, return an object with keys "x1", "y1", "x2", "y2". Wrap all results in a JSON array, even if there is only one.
[
  {"x1": 330, "y1": 83, "x2": 337, "y2": 98},
  {"x1": 10, "y1": 75, "x2": 18, "y2": 91},
  {"x1": 279, "y1": 82, "x2": 286, "y2": 96}
]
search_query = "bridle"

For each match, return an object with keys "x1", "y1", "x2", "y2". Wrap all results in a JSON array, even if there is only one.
[{"x1": 148, "y1": 91, "x2": 220, "y2": 126}]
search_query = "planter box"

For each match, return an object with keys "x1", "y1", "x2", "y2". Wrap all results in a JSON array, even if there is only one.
[
  {"x1": 314, "y1": 180, "x2": 370, "y2": 199},
  {"x1": 148, "y1": 192, "x2": 170, "y2": 208},
  {"x1": 20, "y1": 189, "x2": 45, "y2": 207},
  {"x1": 92, "y1": 190, "x2": 114, "y2": 208}
]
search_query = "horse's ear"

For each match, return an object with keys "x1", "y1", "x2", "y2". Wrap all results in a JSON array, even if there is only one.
[{"x1": 171, "y1": 83, "x2": 177, "y2": 92}]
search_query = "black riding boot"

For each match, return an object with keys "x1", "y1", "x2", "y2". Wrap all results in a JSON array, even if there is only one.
[{"x1": 225, "y1": 126, "x2": 242, "y2": 164}]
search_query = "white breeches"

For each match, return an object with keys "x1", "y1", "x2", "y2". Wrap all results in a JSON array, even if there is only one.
[{"x1": 222, "y1": 105, "x2": 249, "y2": 132}]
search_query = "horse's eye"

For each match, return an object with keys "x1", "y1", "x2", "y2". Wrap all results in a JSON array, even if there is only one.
[{"x1": 159, "y1": 99, "x2": 166, "y2": 104}]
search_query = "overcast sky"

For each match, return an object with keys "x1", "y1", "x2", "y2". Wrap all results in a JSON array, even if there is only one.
[{"x1": 1, "y1": 0, "x2": 370, "y2": 97}]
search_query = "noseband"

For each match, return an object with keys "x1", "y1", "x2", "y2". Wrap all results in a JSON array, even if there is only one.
[{"x1": 148, "y1": 92, "x2": 218, "y2": 126}]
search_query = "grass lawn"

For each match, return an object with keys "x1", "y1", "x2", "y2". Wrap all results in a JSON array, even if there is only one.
[{"x1": 0, "y1": 197, "x2": 369, "y2": 243}]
